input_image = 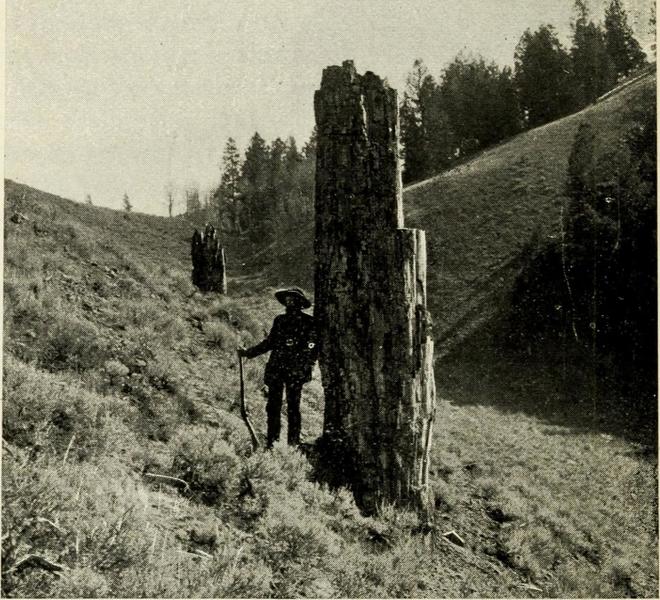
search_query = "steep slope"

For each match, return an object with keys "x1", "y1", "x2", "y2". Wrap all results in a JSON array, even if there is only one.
[
  {"x1": 405, "y1": 69, "x2": 655, "y2": 355},
  {"x1": 4, "y1": 175, "x2": 657, "y2": 597}
]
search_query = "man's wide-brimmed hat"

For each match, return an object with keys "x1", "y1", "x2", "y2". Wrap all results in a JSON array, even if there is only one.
[{"x1": 274, "y1": 287, "x2": 312, "y2": 309}]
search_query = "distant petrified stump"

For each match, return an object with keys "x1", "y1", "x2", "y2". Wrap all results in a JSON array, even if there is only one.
[
  {"x1": 314, "y1": 61, "x2": 436, "y2": 514},
  {"x1": 191, "y1": 224, "x2": 227, "y2": 293}
]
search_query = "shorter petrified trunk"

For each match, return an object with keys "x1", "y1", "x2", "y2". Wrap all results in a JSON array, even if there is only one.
[{"x1": 191, "y1": 224, "x2": 227, "y2": 293}]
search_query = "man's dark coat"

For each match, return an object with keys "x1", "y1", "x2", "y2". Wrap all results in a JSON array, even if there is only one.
[{"x1": 244, "y1": 310, "x2": 317, "y2": 385}]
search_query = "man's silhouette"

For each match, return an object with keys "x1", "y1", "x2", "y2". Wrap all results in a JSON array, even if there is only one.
[{"x1": 238, "y1": 287, "x2": 317, "y2": 448}]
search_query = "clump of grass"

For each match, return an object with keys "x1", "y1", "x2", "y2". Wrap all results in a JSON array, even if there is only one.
[
  {"x1": 51, "y1": 566, "x2": 111, "y2": 598},
  {"x1": 498, "y1": 523, "x2": 561, "y2": 578},
  {"x1": 432, "y1": 478, "x2": 460, "y2": 512},
  {"x1": 64, "y1": 222, "x2": 96, "y2": 261},
  {"x1": 117, "y1": 253, "x2": 151, "y2": 284},
  {"x1": 120, "y1": 372, "x2": 182, "y2": 441},
  {"x1": 202, "y1": 319, "x2": 239, "y2": 349}
]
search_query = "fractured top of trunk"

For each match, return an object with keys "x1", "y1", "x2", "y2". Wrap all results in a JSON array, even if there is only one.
[{"x1": 314, "y1": 60, "x2": 404, "y2": 236}]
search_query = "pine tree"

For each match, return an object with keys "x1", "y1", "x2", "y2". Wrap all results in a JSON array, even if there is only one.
[
  {"x1": 604, "y1": 0, "x2": 646, "y2": 79},
  {"x1": 515, "y1": 25, "x2": 573, "y2": 127},
  {"x1": 400, "y1": 59, "x2": 454, "y2": 183},
  {"x1": 562, "y1": 100, "x2": 657, "y2": 376},
  {"x1": 280, "y1": 137, "x2": 302, "y2": 219},
  {"x1": 269, "y1": 137, "x2": 287, "y2": 186},
  {"x1": 122, "y1": 192, "x2": 132, "y2": 212},
  {"x1": 284, "y1": 136, "x2": 302, "y2": 173},
  {"x1": 215, "y1": 137, "x2": 242, "y2": 231},
  {"x1": 570, "y1": 0, "x2": 615, "y2": 108},
  {"x1": 400, "y1": 59, "x2": 431, "y2": 183},
  {"x1": 240, "y1": 132, "x2": 271, "y2": 239},
  {"x1": 302, "y1": 128, "x2": 317, "y2": 160},
  {"x1": 419, "y1": 75, "x2": 455, "y2": 170},
  {"x1": 649, "y1": 4, "x2": 656, "y2": 59},
  {"x1": 297, "y1": 131, "x2": 317, "y2": 220},
  {"x1": 85, "y1": 193, "x2": 92, "y2": 205},
  {"x1": 267, "y1": 137, "x2": 288, "y2": 227},
  {"x1": 440, "y1": 54, "x2": 520, "y2": 156},
  {"x1": 495, "y1": 66, "x2": 522, "y2": 140}
]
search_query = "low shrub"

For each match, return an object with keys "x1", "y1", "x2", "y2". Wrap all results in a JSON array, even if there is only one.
[
  {"x1": 4, "y1": 233, "x2": 44, "y2": 274},
  {"x1": 203, "y1": 319, "x2": 239, "y2": 349},
  {"x1": 120, "y1": 372, "x2": 181, "y2": 441},
  {"x1": 118, "y1": 253, "x2": 151, "y2": 284},
  {"x1": 172, "y1": 425, "x2": 242, "y2": 504},
  {"x1": 207, "y1": 296, "x2": 232, "y2": 321},
  {"x1": 256, "y1": 495, "x2": 343, "y2": 597},
  {"x1": 3, "y1": 355, "x2": 136, "y2": 461},
  {"x1": 4, "y1": 277, "x2": 48, "y2": 330},
  {"x1": 115, "y1": 276, "x2": 142, "y2": 299},
  {"x1": 119, "y1": 324, "x2": 156, "y2": 368},
  {"x1": 172, "y1": 272, "x2": 195, "y2": 296},
  {"x1": 41, "y1": 314, "x2": 108, "y2": 372},
  {"x1": 229, "y1": 305, "x2": 266, "y2": 341},
  {"x1": 144, "y1": 351, "x2": 185, "y2": 394},
  {"x1": 65, "y1": 224, "x2": 96, "y2": 261},
  {"x1": 104, "y1": 358, "x2": 130, "y2": 382},
  {"x1": 89, "y1": 274, "x2": 111, "y2": 298},
  {"x1": 432, "y1": 478, "x2": 460, "y2": 512}
]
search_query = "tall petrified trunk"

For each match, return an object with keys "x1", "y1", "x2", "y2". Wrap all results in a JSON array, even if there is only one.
[
  {"x1": 191, "y1": 224, "x2": 227, "y2": 293},
  {"x1": 314, "y1": 61, "x2": 436, "y2": 514}
]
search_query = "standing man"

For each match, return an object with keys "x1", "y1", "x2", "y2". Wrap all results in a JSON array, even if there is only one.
[{"x1": 238, "y1": 287, "x2": 317, "y2": 448}]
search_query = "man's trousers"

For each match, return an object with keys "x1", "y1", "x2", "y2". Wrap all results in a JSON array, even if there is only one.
[{"x1": 266, "y1": 379, "x2": 302, "y2": 448}]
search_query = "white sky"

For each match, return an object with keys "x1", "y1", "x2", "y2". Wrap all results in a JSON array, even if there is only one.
[{"x1": 5, "y1": 0, "x2": 655, "y2": 215}]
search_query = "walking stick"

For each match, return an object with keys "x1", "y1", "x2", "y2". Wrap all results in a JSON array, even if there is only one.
[{"x1": 238, "y1": 353, "x2": 260, "y2": 450}]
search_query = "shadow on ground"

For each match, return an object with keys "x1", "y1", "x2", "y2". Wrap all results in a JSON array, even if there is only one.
[{"x1": 439, "y1": 342, "x2": 657, "y2": 452}]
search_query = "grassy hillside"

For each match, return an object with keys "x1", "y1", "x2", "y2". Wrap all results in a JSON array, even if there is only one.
[
  {"x1": 405, "y1": 69, "x2": 656, "y2": 355},
  {"x1": 4, "y1": 176, "x2": 658, "y2": 598},
  {"x1": 3, "y1": 67, "x2": 658, "y2": 598}
]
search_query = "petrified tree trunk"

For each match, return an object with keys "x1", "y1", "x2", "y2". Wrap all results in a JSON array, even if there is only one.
[
  {"x1": 191, "y1": 224, "x2": 227, "y2": 293},
  {"x1": 314, "y1": 61, "x2": 436, "y2": 514}
]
